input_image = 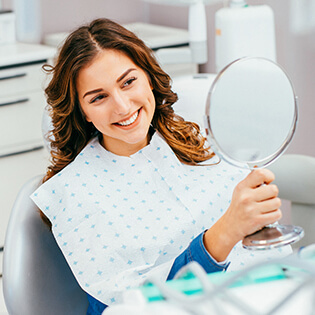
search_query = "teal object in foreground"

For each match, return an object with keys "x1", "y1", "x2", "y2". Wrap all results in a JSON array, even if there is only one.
[{"x1": 140, "y1": 264, "x2": 287, "y2": 302}]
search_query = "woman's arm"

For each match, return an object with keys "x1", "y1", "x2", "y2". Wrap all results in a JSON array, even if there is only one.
[
  {"x1": 167, "y1": 230, "x2": 228, "y2": 280},
  {"x1": 86, "y1": 293, "x2": 107, "y2": 315}
]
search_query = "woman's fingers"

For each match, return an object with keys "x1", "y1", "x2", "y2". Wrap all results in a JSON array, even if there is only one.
[
  {"x1": 256, "y1": 197, "x2": 282, "y2": 214},
  {"x1": 244, "y1": 168, "x2": 275, "y2": 188},
  {"x1": 225, "y1": 168, "x2": 283, "y2": 239},
  {"x1": 242, "y1": 169, "x2": 280, "y2": 203},
  {"x1": 257, "y1": 208, "x2": 283, "y2": 227},
  {"x1": 255, "y1": 184, "x2": 279, "y2": 202},
  {"x1": 245, "y1": 208, "x2": 283, "y2": 236}
]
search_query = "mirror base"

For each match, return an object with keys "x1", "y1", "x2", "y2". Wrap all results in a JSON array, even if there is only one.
[{"x1": 242, "y1": 224, "x2": 304, "y2": 250}]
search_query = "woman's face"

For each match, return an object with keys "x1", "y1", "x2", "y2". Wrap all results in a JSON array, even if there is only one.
[{"x1": 77, "y1": 49, "x2": 155, "y2": 156}]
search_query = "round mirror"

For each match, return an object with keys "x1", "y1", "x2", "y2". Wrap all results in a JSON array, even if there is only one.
[
  {"x1": 204, "y1": 57, "x2": 304, "y2": 249},
  {"x1": 205, "y1": 57, "x2": 297, "y2": 169}
]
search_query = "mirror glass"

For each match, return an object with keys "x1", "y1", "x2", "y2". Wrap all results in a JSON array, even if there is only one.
[{"x1": 205, "y1": 57, "x2": 297, "y2": 169}]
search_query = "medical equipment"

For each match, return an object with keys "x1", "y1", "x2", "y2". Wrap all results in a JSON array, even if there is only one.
[
  {"x1": 143, "y1": 0, "x2": 277, "y2": 73},
  {"x1": 204, "y1": 57, "x2": 304, "y2": 250},
  {"x1": 13, "y1": 0, "x2": 41, "y2": 43},
  {"x1": 0, "y1": 10, "x2": 15, "y2": 44},
  {"x1": 142, "y1": 0, "x2": 221, "y2": 65},
  {"x1": 215, "y1": 1, "x2": 276, "y2": 72},
  {"x1": 147, "y1": 252, "x2": 315, "y2": 314},
  {"x1": 104, "y1": 248, "x2": 315, "y2": 315}
]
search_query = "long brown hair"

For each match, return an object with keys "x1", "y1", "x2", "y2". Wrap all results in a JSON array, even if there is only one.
[{"x1": 41, "y1": 18, "x2": 214, "y2": 226}]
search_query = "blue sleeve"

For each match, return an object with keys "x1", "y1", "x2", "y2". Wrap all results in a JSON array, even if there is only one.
[
  {"x1": 86, "y1": 293, "x2": 107, "y2": 315},
  {"x1": 86, "y1": 231, "x2": 229, "y2": 314},
  {"x1": 167, "y1": 230, "x2": 230, "y2": 280}
]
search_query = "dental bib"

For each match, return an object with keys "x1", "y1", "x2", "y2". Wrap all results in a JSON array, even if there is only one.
[{"x1": 31, "y1": 132, "x2": 291, "y2": 305}]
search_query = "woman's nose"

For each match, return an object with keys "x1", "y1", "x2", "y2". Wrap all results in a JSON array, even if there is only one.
[{"x1": 112, "y1": 91, "x2": 130, "y2": 115}]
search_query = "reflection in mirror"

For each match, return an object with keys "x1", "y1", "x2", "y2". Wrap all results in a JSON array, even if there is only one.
[{"x1": 204, "y1": 57, "x2": 304, "y2": 250}]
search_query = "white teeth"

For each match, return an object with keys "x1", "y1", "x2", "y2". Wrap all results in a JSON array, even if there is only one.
[{"x1": 117, "y1": 111, "x2": 139, "y2": 126}]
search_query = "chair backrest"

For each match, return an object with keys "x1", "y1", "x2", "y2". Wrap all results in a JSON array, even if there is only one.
[
  {"x1": 269, "y1": 154, "x2": 315, "y2": 247},
  {"x1": 171, "y1": 73, "x2": 216, "y2": 127},
  {"x1": 2, "y1": 175, "x2": 88, "y2": 315}
]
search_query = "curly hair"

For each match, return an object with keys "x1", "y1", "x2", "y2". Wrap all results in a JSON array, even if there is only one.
[{"x1": 41, "y1": 18, "x2": 215, "y2": 227}]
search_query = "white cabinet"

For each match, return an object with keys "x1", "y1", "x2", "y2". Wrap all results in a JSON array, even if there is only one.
[{"x1": 0, "y1": 43, "x2": 56, "y2": 156}]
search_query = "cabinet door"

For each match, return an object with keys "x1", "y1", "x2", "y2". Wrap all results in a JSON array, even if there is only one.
[
  {"x1": 0, "y1": 91, "x2": 46, "y2": 156},
  {"x1": 0, "y1": 63, "x2": 47, "y2": 98}
]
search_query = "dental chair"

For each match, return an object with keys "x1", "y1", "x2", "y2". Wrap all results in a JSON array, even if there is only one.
[
  {"x1": 269, "y1": 154, "x2": 315, "y2": 248},
  {"x1": 2, "y1": 74, "x2": 314, "y2": 314},
  {"x1": 2, "y1": 175, "x2": 89, "y2": 315}
]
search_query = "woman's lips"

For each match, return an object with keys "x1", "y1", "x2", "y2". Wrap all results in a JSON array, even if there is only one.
[{"x1": 114, "y1": 108, "x2": 141, "y2": 129}]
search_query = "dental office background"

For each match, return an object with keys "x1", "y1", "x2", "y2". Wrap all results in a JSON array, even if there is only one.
[
  {"x1": 0, "y1": 0, "x2": 314, "y2": 305},
  {"x1": 2, "y1": 0, "x2": 313, "y2": 154}
]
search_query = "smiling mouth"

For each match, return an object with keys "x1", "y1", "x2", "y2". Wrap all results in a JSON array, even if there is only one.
[{"x1": 115, "y1": 109, "x2": 140, "y2": 126}]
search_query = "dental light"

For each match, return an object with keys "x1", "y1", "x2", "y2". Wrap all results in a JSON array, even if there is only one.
[{"x1": 142, "y1": 0, "x2": 222, "y2": 65}]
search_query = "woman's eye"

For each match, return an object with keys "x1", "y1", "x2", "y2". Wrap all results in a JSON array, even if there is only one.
[
  {"x1": 123, "y1": 77, "x2": 137, "y2": 87},
  {"x1": 90, "y1": 94, "x2": 106, "y2": 104}
]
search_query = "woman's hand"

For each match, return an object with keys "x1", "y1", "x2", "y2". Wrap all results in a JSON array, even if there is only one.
[
  {"x1": 203, "y1": 168, "x2": 282, "y2": 262},
  {"x1": 224, "y1": 168, "x2": 282, "y2": 240}
]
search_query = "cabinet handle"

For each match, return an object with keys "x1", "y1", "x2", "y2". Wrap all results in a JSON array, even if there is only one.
[
  {"x1": 0, "y1": 73, "x2": 27, "y2": 81},
  {"x1": 0, "y1": 98, "x2": 30, "y2": 107}
]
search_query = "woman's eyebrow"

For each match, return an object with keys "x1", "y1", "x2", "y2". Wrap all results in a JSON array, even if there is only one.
[
  {"x1": 117, "y1": 68, "x2": 136, "y2": 83},
  {"x1": 83, "y1": 88, "x2": 104, "y2": 99},
  {"x1": 82, "y1": 68, "x2": 137, "y2": 99}
]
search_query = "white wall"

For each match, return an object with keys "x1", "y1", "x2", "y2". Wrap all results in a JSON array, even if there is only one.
[
  {"x1": 2, "y1": 0, "x2": 147, "y2": 35},
  {"x1": 40, "y1": 0, "x2": 147, "y2": 35},
  {"x1": 2, "y1": 0, "x2": 314, "y2": 157},
  {"x1": 251, "y1": 0, "x2": 315, "y2": 158}
]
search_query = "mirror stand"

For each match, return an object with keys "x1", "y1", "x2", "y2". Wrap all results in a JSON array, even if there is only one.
[{"x1": 242, "y1": 224, "x2": 304, "y2": 250}]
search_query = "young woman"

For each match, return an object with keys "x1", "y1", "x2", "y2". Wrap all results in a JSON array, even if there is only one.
[{"x1": 31, "y1": 18, "x2": 291, "y2": 315}]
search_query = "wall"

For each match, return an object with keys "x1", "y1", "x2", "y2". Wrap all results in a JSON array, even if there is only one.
[
  {"x1": 40, "y1": 0, "x2": 148, "y2": 35},
  {"x1": 251, "y1": 0, "x2": 315, "y2": 158},
  {"x1": 2, "y1": 0, "x2": 314, "y2": 157},
  {"x1": 2, "y1": 0, "x2": 147, "y2": 35}
]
